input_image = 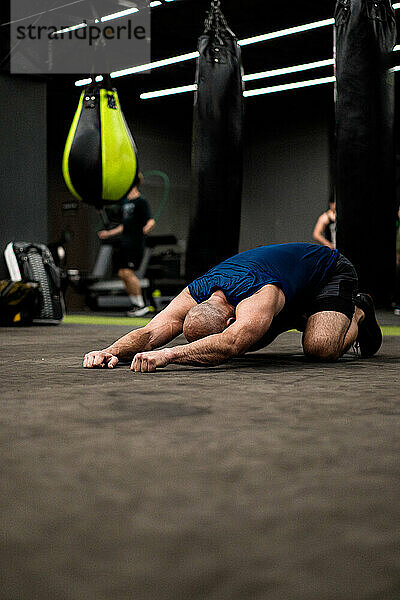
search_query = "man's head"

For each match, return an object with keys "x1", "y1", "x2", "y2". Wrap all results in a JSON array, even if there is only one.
[
  {"x1": 127, "y1": 172, "x2": 144, "y2": 199},
  {"x1": 183, "y1": 291, "x2": 235, "y2": 342}
]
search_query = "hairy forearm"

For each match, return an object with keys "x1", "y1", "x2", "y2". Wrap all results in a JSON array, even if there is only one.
[
  {"x1": 103, "y1": 318, "x2": 182, "y2": 361},
  {"x1": 104, "y1": 329, "x2": 152, "y2": 361},
  {"x1": 163, "y1": 334, "x2": 239, "y2": 367}
]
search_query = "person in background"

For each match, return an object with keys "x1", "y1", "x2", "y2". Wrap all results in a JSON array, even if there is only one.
[
  {"x1": 98, "y1": 173, "x2": 155, "y2": 317},
  {"x1": 395, "y1": 206, "x2": 400, "y2": 315},
  {"x1": 313, "y1": 198, "x2": 337, "y2": 250}
]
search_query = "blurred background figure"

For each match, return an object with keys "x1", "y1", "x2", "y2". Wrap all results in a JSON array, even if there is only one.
[
  {"x1": 313, "y1": 198, "x2": 336, "y2": 250},
  {"x1": 395, "y1": 206, "x2": 400, "y2": 315},
  {"x1": 97, "y1": 173, "x2": 155, "y2": 316}
]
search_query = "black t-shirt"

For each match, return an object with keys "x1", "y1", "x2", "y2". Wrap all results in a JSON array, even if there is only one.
[{"x1": 117, "y1": 194, "x2": 152, "y2": 249}]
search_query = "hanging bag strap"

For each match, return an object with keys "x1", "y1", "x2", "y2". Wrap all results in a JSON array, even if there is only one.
[{"x1": 204, "y1": 0, "x2": 229, "y2": 42}]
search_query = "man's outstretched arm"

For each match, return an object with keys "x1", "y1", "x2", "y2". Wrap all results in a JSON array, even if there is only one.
[
  {"x1": 132, "y1": 285, "x2": 285, "y2": 372},
  {"x1": 83, "y1": 288, "x2": 196, "y2": 368}
]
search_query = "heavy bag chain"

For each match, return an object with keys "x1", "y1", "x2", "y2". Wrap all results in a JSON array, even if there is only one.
[{"x1": 204, "y1": 0, "x2": 228, "y2": 40}]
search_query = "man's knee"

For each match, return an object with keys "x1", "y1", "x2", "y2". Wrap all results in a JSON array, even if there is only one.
[
  {"x1": 118, "y1": 267, "x2": 133, "y2": 279},
  {"x1": 302, "y1": 311, "x2": 350, "y2": 362},
  {"x1": 302, "y1": 335, "x2": 342, "y2": 362}
]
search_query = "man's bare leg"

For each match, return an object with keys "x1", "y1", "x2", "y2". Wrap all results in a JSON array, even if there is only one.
[
  {"x1": 118, "y1": 267, "x2": 141, "y2": 297},
  {"x1": 302, "y1": 308, "x2": 365, "y2": 361}
]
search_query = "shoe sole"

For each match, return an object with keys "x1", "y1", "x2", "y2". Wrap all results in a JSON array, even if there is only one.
[{"x1": 357, "y1": 294, "x2": 382, "y2": 357}]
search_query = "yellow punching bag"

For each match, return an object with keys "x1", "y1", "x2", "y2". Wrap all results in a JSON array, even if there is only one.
[{"x1": 62, "y1": 80, "x2": 138, "y2": 207}]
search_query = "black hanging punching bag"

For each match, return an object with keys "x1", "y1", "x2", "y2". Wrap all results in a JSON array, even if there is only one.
[
  {"x1": 335, "y1": 0, "x2": 397, "y2": 306},
  {"x1": 185, "y1": 0, "x2": 244, "y2": 282}
]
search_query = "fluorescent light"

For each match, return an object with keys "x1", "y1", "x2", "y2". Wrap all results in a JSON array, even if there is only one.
[
  {"x1": 141, "y1": 83, "x2": 197, "y2": 99},
  {"x1": 110, "y1": 22, "x2": 336, "y2": 80},
  {"x1": 76, "y1": 8, "x2": 400, "y2": 86},
  {"x1": 244, "y1": 75, "x2": 336, "y2": 97},
  {"x1": 56, "y1": 1, "x2": 159, "y2": 40},
  {"x1": 238, "y1": 18, "x2": 335, "y2": 47},
  {"x1": 394, "y1": 45, "x2": 400, "y2": 52},
  {"x1": 390, "y1": 65, "x2": 400, "y2": 72},
  {"x1": 243, "y1": 58, "x2": 334, "y2": 81},
  {"x1": 140, "y1": 75, "x2": 337, "y2": 100},
  {"x1": 75, "y1": 77, "x2": 93, "y2": 86},
  {"x1": 101, "y1": 7, "x2": 139, "y2": 22},
  {"x1": 53, "y1": 22, "x2": 87, "y2": 35},
  {"x1": 111, "y1": 51, "x2": 200, "y2": 78},
  {"x1": 95, "y1": 75, "x2": 104, "y2": 82},
  {"x1": 140, "y1": 58, "x2": 334, "y2": 97},
  {"x1": 76, "y1": 18, "x2": 337, "y2": 84}
]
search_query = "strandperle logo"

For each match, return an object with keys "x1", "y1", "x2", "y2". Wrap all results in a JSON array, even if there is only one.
[
  {"x1": 15, "y1": 21, "x2": 147, "y2": 46},
  {"x1": 10, "y1": 0, "x2": 150, "y2": 74}
]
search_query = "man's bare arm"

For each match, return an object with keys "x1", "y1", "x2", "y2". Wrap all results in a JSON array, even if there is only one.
[
  {"x1": 313, "y1": 213, "x2": 333, "y2": 249},
  {"x1": 83, "y1": 288, "x2": 196, "y2": 367},
  {"x1": 132, "y1": 285, "x2": 285, "y2": 371}
]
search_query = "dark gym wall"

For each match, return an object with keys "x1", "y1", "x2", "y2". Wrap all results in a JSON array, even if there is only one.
[
  {"x1": 0, "y1": 74, "x2": 48, "y2": 279},
  {"x1": 240, "y1": 90, "x2": 332, "y2": 251},
  {"x1": 47, "y1": 82, "x2": 332, "y2": 278}
]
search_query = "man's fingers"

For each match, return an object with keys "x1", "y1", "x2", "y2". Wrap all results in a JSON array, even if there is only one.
[
  {"x1": 93, "y1": 354, "x2": 105, "y2": 367},
  {"x1": 83, "y1": 351, "x2": 118, "y2": 369},
  {"x1": 131, "y1": 353, "x2": 148, "y2": 372},
  {"x1": 83, "y1": 353, "x2": 94, "y2": 368},
  {"x1": 107, "y1": 356, "x2": 119, "y2": 369}
]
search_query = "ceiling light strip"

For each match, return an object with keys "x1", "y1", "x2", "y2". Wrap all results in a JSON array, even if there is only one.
[
  {"x1": 56, "y1": 22, "x2": 87, "y2": 35},
  {"x1": 243, "y1": 75, "x2": 336, "y2": 97},
  {"x1": 141, "y1": 58, "x2": 334, "y2": 97},
  {"x1": 141, "y1": 83, "x2": 197, "y2": 98},
  {"x1": 75, "y1": 5, "x2": 400, "y2": 86},
  {"x1": 101, "y1": 8, "x2": 139, "y2": 22},
  {"x1": 238, "y1": 18, "x2": 335, "y2": 47},
  {"x1": 75, "y1": 18, "x2": 337, "y2": 85},
  {"x1": 55, "y1": 2, "x2": 160, "y2": 38},
  {"x1": 140, "y1": 75, "x2": 337, "y2": 100},
  {"x1": 110, "y1": 51, "x2": 200, "y2": 78},
  {"x1": 243, "y1": 58, "x2": 334, "y2": 82}
]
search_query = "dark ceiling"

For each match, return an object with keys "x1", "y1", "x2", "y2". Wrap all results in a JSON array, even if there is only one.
[
  {"x1": 147, "y1": 0, "x2": 336, "y2": 92},
  {"x1": 121, "y1": 0, "x2": 337, "y2": 96},
  {"x1": 2, "y1": 1, "x2": 399, "y2": 102},
  {"x1": 1, "y1": 1, "x2": 338, "y2": 92}
]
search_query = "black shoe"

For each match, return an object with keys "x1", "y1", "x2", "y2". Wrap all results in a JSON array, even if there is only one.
[{"x1": 354, "y1": 293, "x2": 382, "y2": 357}]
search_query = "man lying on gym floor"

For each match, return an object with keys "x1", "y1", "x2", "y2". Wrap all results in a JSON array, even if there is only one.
[{"x1": 83, "y1": 242, "x2": 382, "y2": 372}]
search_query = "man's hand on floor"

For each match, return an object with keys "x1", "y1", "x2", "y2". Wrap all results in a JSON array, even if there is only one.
[
  {"x1": 83, "y1": 351, "x2": 119, "y2": 369},
  {"x1": 131, "y1": 349, "x2": 170, "y2": 373}
]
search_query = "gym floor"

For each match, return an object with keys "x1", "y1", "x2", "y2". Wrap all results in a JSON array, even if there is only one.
[{"x1": 1, "y1": 311, "x2": 400, "y2": 600}]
